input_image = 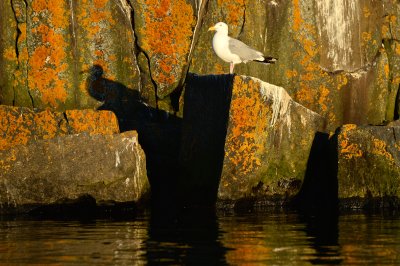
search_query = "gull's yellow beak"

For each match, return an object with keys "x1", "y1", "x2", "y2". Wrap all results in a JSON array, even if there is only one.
[{"x1": 208, "y1": 26, "x2": 216, "y2": 31}]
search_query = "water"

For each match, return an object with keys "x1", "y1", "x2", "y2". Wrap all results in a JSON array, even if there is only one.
[{"x1": 0, "y1": 211, "x2": 399, "y2": 265}]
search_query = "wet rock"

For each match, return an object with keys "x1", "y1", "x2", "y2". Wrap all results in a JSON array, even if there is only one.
[
  {"x1": 0, "y1": 130, "x2": 149, "y2": 213},
  {"x1": 336, "y1": 124, "x2": 400, "y2": 209},
  {"x1": 0, "y1": 105, "x2": 119, "y2": 151},
  {"x1": 0, "y1": 0, "x2": 140, "y2": 110},
  {"x1": 179, "y1": 75, "x2": 325, "y2": 207}
]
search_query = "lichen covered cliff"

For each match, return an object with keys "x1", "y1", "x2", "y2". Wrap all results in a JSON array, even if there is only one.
[{"x1": 1, "y1": 0, "x2": 400, "y2": 211}]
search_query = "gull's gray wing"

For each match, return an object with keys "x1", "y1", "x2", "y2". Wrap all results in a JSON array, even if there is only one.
[{"x1": 228, "y1": 37, "x2": 263, "y2": 62}]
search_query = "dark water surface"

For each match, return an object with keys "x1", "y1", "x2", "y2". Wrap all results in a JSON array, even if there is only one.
[{"x1": 0, "y1": 210, "x2": 399, "y2": 265}]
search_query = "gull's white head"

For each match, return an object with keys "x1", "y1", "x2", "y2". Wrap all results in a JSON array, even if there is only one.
[{"x1": 208, "y1": 22, "x2": 228, "y2": 34}]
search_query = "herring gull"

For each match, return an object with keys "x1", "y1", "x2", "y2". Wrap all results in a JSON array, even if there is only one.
[{"x1": 208, "y1": 22, "x2": 277, "y2": 74}]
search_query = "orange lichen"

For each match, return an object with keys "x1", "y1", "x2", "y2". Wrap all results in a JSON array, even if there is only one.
[
  {"x1": 0, "y1": 106, "x2": 120, "y2": 152},
  {"x1": 13, "y1": 15, "x2": 28, "y2": 94},
  {"x1": 336, "y1": 74, "x2": 348, "y2": 91},
  {"x1": 342, "y1": 124, "x2": 357, "y2": 133},
  {"x1": 384, "y1": 64, "x2": 390, "y2": 79},
  {"x1": 288, "y1": 0, "x2": 345, "y2": 127},
  {"x1": 395, "y1": 143, "x2": 400, "y2": 151},
  {"x1": 75, "y1": 0, "x2": 128, "y2": 94},
  {"x1": 109, "y1": 54, "x2": 117, "y2": 61},
  {"x1": 33, "y1": 110, "x2": 63, "y2": 139},
  {"x1": 301, "y1": 37, "x2": 318, "y2": 57},
  {"x1": 0, "y1": 107, "x2": 33, "y2": 150},
  {"x1": 94, "y1": 0, "x2": 109, "y2": 9},
  {"x1": 395, "y1": 42, "x2": 400, "y2": 55},
  {"x1": 47, "y1": 1, "x2": 69, "y2": 28},
  {"x1": 393, "y1": 77, "x2": 400, "y2": 84},
  {"x1": 66, "y1": 110, "x2": 119, "y2": 135},
  {"x1": 29, "y1": 45, "x2": 47, "y2": 69},
  {"x1": 362, "y1": 31, "x2": 372, "y2": 42},
  {"x1": 363, "y1": 6, "x2": 371, "y2": 18},
  {"x1": 217, "y1": 0, "x2": 245, "y2": 26},
  {"x1": 28, "y1": 1, "x2": 71, "y2": 108},
  {"x1": 292, "y1": 0, "x2": 303, "y2": 31},
  {"x1": 390, "y1": 15, "x2": 397, "y2": 24},
  {"x1": 295, "y1": 86, "x2": 315, "y2": 109},
  {"x1": 214, "y1": 63, "x2": 225, "y2": 74},
  {"x1": 0, "y1": 149, "x2": 18, "y2": 172},
  {"x1": 338, "y1": 125, "x2": 364, "y2": 159},
  {"x1": 19, "y1": 47, "x2": 29, "y2": 62},
  {"x1": 3, "y1": 47, "x2": 16, "y2": 61},
  {"x1": 17, "y1": 19, "x2": 27, "y2": 44},
  {"x1": 225, "y1": 77, "x2": 268, "y2": 175},
  {"x1": 286, "y1": 69, "x2": 298, "y2": 79},
  {"x1": 372, "y1": 138, "x2": 394, "y2": 162},
  {"x1": 318, "y1": 85, "x2": 330, "y2": 112},
  {"x1": 300, "y1": 72, "x2": 315, "y2": 81},
  {"x1": 340, "y1": 139, "x2": 363, "y2": 159},
  {"x1": 32, "y1": 0, "x2": 47, "y2": 12},
  {"x1": 138, "y1": 0, "x2": 195, "y2": 88},
  {"x1": 382, "y1": 24, "x2": 389, "y2": 37}
]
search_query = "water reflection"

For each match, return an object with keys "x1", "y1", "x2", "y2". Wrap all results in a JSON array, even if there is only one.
[
  {"x1": 301, "y1": 213, "x2": 342, "y2": 264},
  {"x1": 0, "y1": 212, "x2": 399, "y2": 265},
  {"x1": 0, "y1": 218, "x2": 148, "y2": 264},
  {"x1": 338, "y1": 214, "x2": 400, "y2": 265},
  {"x1": 218, "y1": 212, "x2": 339, "y2": 265},
  {"x1": 146, "y1": 208, "x2": 228, "y2": 264}
]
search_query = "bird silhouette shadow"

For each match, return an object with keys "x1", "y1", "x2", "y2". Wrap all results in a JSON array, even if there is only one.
[
  {"x1": 85, "y1": 64, "x2": 156, "y2": 132},
  {"x1": 86, "y1": 64, "x2": 183, "y2": 211}
]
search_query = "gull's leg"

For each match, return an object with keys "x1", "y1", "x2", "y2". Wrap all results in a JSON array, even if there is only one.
[{"x1": 230, "y1": 63, "x2": 234, "y2": 74}]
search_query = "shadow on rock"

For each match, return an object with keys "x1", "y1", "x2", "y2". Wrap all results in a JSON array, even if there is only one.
[
  {"x1": 177, "y1": 73, "x2": 234, "y2": 207},
  {"x1": 293, "y1": 132, "x2": 339, "y2": 213},
  {"x1": 87, "y1": 67, "x2": 236, "y2": 211},
  {"x1": 86, "y1": 65, "x2": 182, "y2": 212},
  {"x1": 86, "y1": 65, "x2": 153, "y2": 132}
]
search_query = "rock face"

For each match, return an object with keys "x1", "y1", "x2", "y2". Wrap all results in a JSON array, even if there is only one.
[
  {"x1": 1, "y1": 1, "x2": 399, "y2": 127},
  {"x1": 0, "y1": 105, "x2": 119, "y2": 151},
  {"x1": 336, "y1": 124, "x2": 400, "y2": 208},
  {"x1": 0, "y1": 130, "x2": 149, "y2": 211},
  {"x1": 1, "y1": 1, "x2": 400, "y2": 211},
  {"x1": 190, "y1": 0, "x2": 396, "y2": 130},
  {"x1": 179, "y1": 75, "x2": 325, "y2": 206},
  {"x1": 0, "y1": 0, "x2": 140, "y2": 110},
  {"x1": 219, "y1": 76, "x2": 325, "y2": 203},
  {"x1": 130, "y1": 0, "x2": 195, "y2": 99}
]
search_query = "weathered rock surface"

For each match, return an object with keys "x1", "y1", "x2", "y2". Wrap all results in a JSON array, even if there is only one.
[
  {"x1": 337, "y1": 124, "x2": 400, "y2": 209},
  {"x1": 130, "y1": 0, "x2": 195, "y2": 99},
  {"x1": 179, "y1": 75, "x2": 325, "y2": 207},
  {"x1": 2, "y1": 0, "x2": 400, "y2": 126},
  {"x1": 0, "y1": 0, "x2": 140, "y2": 110},
  {"x1": 1, "y1": 1, "x2": 400, "y2": 212},
  {"x1": 0, "y1": 105, "x2": 119, "y2": 151},
  {"x1": 190, "y1": 0, "x2": 396, "y2": 130},
  {"x1": 219, "y1": 76, "x2": 326, "y2": 204},
  {"x1": 0, "y1": 130, "x2": 149, "y2": 212}
]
